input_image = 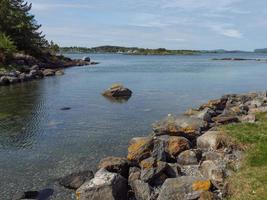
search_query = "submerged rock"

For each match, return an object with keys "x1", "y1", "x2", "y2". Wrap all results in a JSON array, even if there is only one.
[
  {"x1": 12, "y1": 188, "x2": 54, "y2": 200},
  {"x1": 76, "y1": 169, "x2": 128, "y2": 200},
  {"x1": 58, "y1": 170, "x2": 94, "y2": 190}
]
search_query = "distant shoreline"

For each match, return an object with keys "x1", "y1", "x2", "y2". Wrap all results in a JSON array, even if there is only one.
[{"x1": 60, "y1": 45, "x2": 267, "y2": 55}]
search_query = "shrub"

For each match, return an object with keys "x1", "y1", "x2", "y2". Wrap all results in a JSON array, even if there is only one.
[{"x1": 0, "y1": 32, "x2": 17, "y2": 54}]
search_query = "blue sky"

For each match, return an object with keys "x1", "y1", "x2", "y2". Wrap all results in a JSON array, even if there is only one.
[{"x1": 29, "y1": 0, "x2": 267, "y2": 50}]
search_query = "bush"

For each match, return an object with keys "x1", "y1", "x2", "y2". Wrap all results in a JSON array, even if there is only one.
[{"x1": 0, "y1": 33, "x2": 17, "y2": 54}]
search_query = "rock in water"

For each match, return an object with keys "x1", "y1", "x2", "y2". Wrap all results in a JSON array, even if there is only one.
[
  {"x1": 76, "y1": 169, "x2": 128, "y2": 200},
  {"x1": 102, "y1": 83, "x2": 132, "y2": 98},
  {"x1": 82, "y1": 56, "x2": 91, "y2": 62},
  {"x1": 59, "y1": 170, "x2": 94, "y2": 190},
  {"x1": 42, "y1": 69, "x2": 55, "y2": 76}
]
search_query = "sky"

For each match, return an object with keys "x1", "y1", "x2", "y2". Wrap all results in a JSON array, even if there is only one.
[{"x1": 29, "y1": 0, "x2": 267, "y2": 50}]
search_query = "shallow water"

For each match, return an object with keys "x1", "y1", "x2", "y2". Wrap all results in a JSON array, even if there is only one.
[{"x1": 1, "y1": 53, "x2": 267, "y2": 199}]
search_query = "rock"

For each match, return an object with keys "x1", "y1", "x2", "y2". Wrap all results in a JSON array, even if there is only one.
[
  {"x1": 76, "y1": 169, "x2": 128, "y2": 200},
  {"x1": 151, "y1": 136, "x2": 169, "y2": 162},
  {"x1": 165, "y1": 163, "x2": 181, "y2": 178},
  {"x1": 12, "y1": 188, "x2": 54, "y2": 200},
  {"x1": 98, "y1": 156, "x2": 130, "y2": 178},
  {"x1": 131, "y1": 180, "x2": 151, "y2": 200},
  {"x1": 42, "y1": 69, "x2": 55, "y2": 76},
  {"x1": 127, "y1": 137, "x2": 153, "y2": 163},
  {"x1": 200, "y1": 160, "x2": 225, "y2": 188},
  {"x1": 13, "y1": 53, "x2": 38, "y2": 66},
  {"x1": 212, "y1": 114, "x2": 239, "y2": 125},
  {"x1": 249, "y1": 106, "x2": 267, "y2": 113},
  {"x1": 152, "y1": 115, "x2": 207, "y2": 138},
  {"x1": 128, "y1": 167, "x2": 141, "y2": 184},
  {"x1": 0, "y1": 76, "x2": 10, "y2": 85},
  {"x1": 55, "y1": 70, "x2": 64, "y2": 76},
  {"x1": 152, "y1": 135, "x2": 191, "y2": 162},
  {"x1": 82, "y1": 56, "x2": 91, "y2": 62},
  {"x1": 102, "y1": 84, "x2": 132, "y2": 98},
  {"x1": 202, "y1": 151, "x2": 224, "y2": 161},
  {"x1": 199, "y1": 98, "x2": 228, "y2": 111},
  {"x1": 166, "y1": 136, "x2": 191, "y2": 158},
  {"x1": 197, "y1": 131, "x2": 221, "y2": 151},
  {"x1": 177, "y1": 150, "x2": 201, "y2": 165},
  {"x1": 185, "y1": 107, "x2": 215, "y2": 122},
  {"x1": 158, "y1": 176, "x2": 211, "y2": 200},
  {"x1": 59, "y1": 170, "x2": 94, "y2": 190},
  {"x1": 30, "y1": 65, "x2": 39, "y2": 70},
  {"x1": 199, "y1": 191, "x2": 214, "y2": 200},
  {"x1": 180, "y1": 165, "x2": 202, "y2": 177},
  {"x1": 60, "y1": 107, "x2": 71, "y2": 111},
  {"x1": 139, "y1": 157, "x2": 168, "y2": 185},
  {"x1": 239, "y1": 114, "x2": 256, "y2": 123}
]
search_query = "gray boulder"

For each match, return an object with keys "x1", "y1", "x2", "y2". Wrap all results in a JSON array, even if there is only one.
[
  {"x1": 197, "y1": 131, "x2": 221, "y2": 151},
  {"x1": 76, "y1": 169, "x2": 128, "y2": 200},
  {"x1": 131, "y1": 180, "x2": 151, "y2": 200},
  {"x1": 158, "y1": 176, "x2": 211, "y2": 200},
  {"x1": 152, "y1": 115, "x2": 207, "y2": 138},
  {"x1": 177, "y1": 150, "x2": 201, "y2": 165}
]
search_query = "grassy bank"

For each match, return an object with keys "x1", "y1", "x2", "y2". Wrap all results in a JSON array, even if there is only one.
[{"x1": 222, "y1": 112, "x2": 267, "y2": 200}]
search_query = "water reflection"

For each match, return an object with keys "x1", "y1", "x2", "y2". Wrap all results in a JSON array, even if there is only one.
[
  {"x1": 102, "y1": 95, "x2": 131, "y2": 104},
  {"x1": 0, "y1": 82, "x2": 43, "y2": 149}
]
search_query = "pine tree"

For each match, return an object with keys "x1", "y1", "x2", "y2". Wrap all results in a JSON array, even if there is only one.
[{"x1": 0, "y1": 0, "x2": 48, "y2": 54}]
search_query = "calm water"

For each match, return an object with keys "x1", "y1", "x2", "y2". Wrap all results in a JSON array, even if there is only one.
[{"x1": 1, "y1": 53, "x2": 267, "y2": 199}]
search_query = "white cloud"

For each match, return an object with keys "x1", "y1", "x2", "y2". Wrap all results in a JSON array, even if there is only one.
[
  {"x1": 32, "y1": 3, "x2": 92, "y2": 11},
  {"x1": 161, "y1": 0, "x2": 243, "y2": 12},
  {"x1": 209, "y1": 24, "x2": 242, "y2": 38}
]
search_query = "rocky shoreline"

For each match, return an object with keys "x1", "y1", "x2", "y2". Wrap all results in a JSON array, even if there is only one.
[
  {"x1": 12, "y1": 90, "x2": 267, "y2": 200},
  {"x1": 0, "y1": 53, "x2": 99, "y2": 86}
]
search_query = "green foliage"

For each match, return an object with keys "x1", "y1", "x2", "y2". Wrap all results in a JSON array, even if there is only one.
[
  {"x1": 0, "y1": 32, "x2": 17, "y2": 54},
  {"x1": 48, "y1": 40, "x2": 60, "y2": 55},
  {"x1": 0, "y1": 0, "x2": 48, "y2": 55}
]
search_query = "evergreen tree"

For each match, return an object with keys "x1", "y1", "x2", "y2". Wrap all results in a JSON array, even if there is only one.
[{"x1": 0, "y1": 0, "x2": 48, "y2": 54}]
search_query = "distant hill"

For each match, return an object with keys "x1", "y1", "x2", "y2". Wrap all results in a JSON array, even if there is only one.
[
  {"x1": 254, "y1": 48, "x2": 267, "y2": 53},
  {"x1": 60, "y1": 46, "x2": 253, "y2": 55},
  {"x1": 60, "y1": 46, "x2": 201, "y2": 55}
]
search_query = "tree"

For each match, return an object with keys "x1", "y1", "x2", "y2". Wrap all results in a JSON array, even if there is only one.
[{"x1": 0, "y1": 0, "x2": 48, "y2": 55}]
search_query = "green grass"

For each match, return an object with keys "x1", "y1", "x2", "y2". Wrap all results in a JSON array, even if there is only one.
[{"x1": 222, "y1": 112, "x2": 267, "y2": 200}]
